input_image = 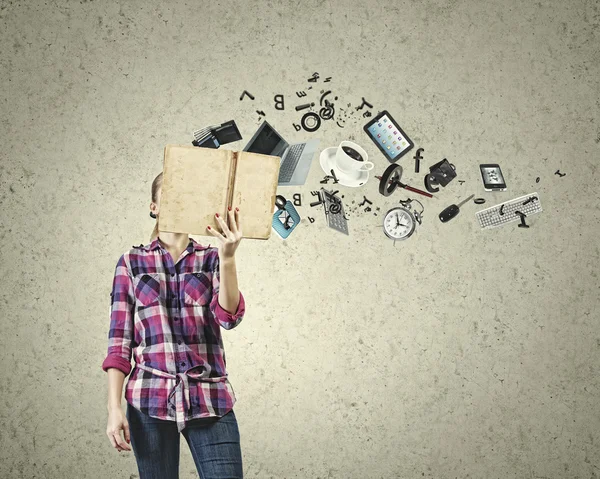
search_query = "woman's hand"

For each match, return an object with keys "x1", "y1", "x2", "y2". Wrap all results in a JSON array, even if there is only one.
[
  {"x1": 106, "y1": 406, "x2": 131, "y2": 452},
  {"x1": 207, "y1": 207, "x2": 243, "y2": 260}
]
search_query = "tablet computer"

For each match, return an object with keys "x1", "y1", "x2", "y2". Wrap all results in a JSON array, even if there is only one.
[{"x1": 363, "y1": 110, "x2": 414, "y2": 163}]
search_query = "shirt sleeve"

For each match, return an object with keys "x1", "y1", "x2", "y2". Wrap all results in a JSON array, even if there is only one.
[
  {"x1": 101, "y1": 254, "x2": 135, "y2": 376},
  {"x1": 209, "y1": 252, "x2": 245, "y2": 330}
]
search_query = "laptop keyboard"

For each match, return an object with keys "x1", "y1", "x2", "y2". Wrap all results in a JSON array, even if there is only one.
[{"x1": 279, "y1": 144, "x2": 306, "y2": 182}]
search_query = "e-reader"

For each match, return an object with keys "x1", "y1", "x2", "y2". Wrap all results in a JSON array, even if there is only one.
[
  {"x1": 364, "y1": 111, "x2": 414, "y2": 163},
  {"x1": 479, "y1": 164, "x2": 507, "y2": 191}
]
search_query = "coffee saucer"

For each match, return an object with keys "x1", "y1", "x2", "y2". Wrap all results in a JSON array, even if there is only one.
[{"x1": 319, "y1": 147, "x2": 369, "y2": 188}]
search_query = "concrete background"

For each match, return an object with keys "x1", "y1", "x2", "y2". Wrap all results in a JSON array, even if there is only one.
[{"x1": 1, "y1": 0, "x2": 598, "y2": 477}]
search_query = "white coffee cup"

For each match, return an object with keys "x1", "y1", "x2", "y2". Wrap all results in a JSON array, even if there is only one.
[{"x1": 335, "y1": 141, "x2": 374, "y2": 176}]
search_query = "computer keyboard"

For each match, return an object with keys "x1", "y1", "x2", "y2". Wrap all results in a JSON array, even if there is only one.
[{"x1": 278, "y1": 144, "x2": 306, "y2": 182}]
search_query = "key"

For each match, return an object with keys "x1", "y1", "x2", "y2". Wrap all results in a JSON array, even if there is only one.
[{"x1": 438, "y1": 194, "x2": 475, "y2": 223}]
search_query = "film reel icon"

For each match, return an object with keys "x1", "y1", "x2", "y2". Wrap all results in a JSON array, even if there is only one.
[{"x1": 301, "y1": 112, "x2": 321, "y2": 132}]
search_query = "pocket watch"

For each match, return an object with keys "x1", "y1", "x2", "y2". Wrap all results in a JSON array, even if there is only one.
[{"x1": 382, "y1": 198, "x2": 424, "y2": 242}]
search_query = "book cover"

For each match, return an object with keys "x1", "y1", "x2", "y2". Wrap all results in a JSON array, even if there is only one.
[{"x1": 158, "y1": 145, "x2": 280, "y2": 240}]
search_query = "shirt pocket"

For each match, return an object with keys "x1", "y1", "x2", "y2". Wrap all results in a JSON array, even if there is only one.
[
  {"x1": 133, "y1": 273, "x2": 161, "y2": 307},
  {"x1": 182, "y1": 272, "x2": 212, "y2": 306}
]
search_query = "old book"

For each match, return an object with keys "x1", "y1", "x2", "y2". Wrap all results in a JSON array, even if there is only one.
[{"x1": 158, "y1": 145, "x2": 281, "y2": 240}]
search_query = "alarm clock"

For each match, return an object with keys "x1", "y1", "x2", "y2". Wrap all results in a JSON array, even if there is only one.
[{"x1": 382, "y1": 198, "x2": 424, "y2": 242}]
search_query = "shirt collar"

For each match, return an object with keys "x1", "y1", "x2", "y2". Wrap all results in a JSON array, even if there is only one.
[{"x1": 140, "y1": 237, "x2": 210, "y2": 252}]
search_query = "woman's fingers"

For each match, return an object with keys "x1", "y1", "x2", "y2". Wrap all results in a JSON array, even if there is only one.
[
  {"x1": 123, "y1": 423, "x2": 130, "y2": 445},
  {"x1": 108, "y1": 430, "x2": 130, "y2": 452},
  {"x1": 227, "y1": 208, "x2": 238, "y2": 236},
  {"x1": 207, "y1": 225, "x2": 226, "y2": 242},
  {"x1": 107, "y1": 410, "x2": 132, "y2": 452},
  {"x1": 114, "y1": 430, "x2": 130, "y2": 451},
  {"x1": 234, "y1": 207, "x2": 242, "y2": 237},
  {"x1": 108, "y1": 433, "x2": 118, "y2": 450},
  {"x1": 215, "y1": 213, "x2": 232, "y2": 237},
  {"x1": 208, "y1": 210, "x2": 242, "y2": 241}
]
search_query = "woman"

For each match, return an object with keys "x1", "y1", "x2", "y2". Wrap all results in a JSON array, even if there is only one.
[{"x1": 102, "y1": 171, "x2": 246, "y2": 478}]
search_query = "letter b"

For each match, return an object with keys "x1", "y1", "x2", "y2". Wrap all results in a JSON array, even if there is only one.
[{"x1": 274, "y1": 94, "x2": 285, "y2": 110}]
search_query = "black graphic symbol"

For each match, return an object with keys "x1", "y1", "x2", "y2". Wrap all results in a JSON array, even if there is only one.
[
  {"x1": 239, "y1": 90, "x2": 255, "y2": 101},
  {"x1": 274, "y1": 95, "x2": 285, "y2": 110},
  {"x1": 356, "y1": 97, "x2": 373, "y2": 110},
  {"x1": 295, "y1": 102, "x2": 314, "y2": 111},
  {"x1": 301, "y1": 112, "x2": 321, "y2": 132},
  {"x1": 320, "y1": 99, "x2": 335, "y2": 120},
  {"x1": 413, "y1": 147, "x2": 424, "y2": 173}
]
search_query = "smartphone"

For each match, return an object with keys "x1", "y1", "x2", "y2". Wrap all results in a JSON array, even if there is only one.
[{"x1": 479, "y1": 164, "x2": 507, "y2": 191}]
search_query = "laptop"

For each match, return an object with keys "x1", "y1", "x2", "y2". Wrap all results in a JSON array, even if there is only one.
[{"x1": 243, "y1": 121, "x2": 320, "y2": 186}]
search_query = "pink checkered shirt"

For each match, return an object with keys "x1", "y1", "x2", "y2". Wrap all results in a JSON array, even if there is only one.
[{"x1": 101, "y1": 237, "x2": 245, "y2": 433}]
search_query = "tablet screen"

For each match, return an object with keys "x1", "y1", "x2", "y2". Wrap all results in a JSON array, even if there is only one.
[
  {"x1": 366, "y1": 113, "x2": 412, "y2": 161},
  {"x1": 481, "y1": 166, "x2": 505, "y2": 185}
]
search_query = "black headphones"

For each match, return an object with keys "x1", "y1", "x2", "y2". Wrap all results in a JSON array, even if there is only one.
[{"x1": 149, "y1": 212, "x2": 157, "y2": 219}]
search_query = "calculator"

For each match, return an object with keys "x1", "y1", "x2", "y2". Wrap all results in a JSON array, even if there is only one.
[{"x1": 363, "y1": 110, "x2": 414, "y2": 163}]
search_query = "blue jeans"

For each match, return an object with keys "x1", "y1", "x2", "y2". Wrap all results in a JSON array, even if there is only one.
[{"x1": 126, "y1": 402, "x2": 243, "y2": 478}]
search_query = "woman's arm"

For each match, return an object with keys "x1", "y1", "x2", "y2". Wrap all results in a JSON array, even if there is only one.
[
  {"x1": 107, "y1": 369, "x2": 126, "y2": 411},
  {"x1": 217, "y1": 256, "x2": 240, "y2": 314},
  {"x1": 102, "y1": 254, "x2": 135, "y2": 402},
  {"x1": 210, "y1": 253, "x2": 246, "y2": 329},
  {"x1": 207, "y1": 207, "x2": 245, "y2": 328}
]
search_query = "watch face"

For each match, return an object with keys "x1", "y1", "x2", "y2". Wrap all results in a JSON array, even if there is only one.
[{"x1": 383, "y1": 207, "x2": 415, "y2": 240}]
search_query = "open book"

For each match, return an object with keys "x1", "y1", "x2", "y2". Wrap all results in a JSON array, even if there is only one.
[{"x1": 158, "y1": 145, "x2": 281, "y2": 240}]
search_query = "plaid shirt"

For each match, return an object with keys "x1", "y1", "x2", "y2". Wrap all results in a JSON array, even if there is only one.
[{"x1": 101, "y1": 237, "x2": 245, "y2": 433}]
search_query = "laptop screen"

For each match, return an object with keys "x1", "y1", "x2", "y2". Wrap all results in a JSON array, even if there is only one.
[{"x1": 244, "y1": 122, "x2": 287, "y2": 157}]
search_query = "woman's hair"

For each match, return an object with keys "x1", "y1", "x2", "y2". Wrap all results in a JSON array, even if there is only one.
[{"x1": 149, "y1": 172, "x2": 163, "y2": 242}]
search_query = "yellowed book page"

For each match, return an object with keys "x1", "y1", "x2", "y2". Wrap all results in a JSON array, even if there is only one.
[
  {"x1": 158, "y1": 145, "x2": 232, "y2": 235},
  {"x1": 232, "y1": 152, "x2": 281, "y2": 239}
]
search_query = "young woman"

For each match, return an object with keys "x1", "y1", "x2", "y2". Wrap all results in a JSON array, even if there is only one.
[{"x1": 102, "y1": 171, "x2": 246, "y2": 478}]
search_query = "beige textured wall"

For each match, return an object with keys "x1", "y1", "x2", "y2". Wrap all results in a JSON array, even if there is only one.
[{"x1": 1, "y1": 0, "x2": 599, "y2": 477}]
